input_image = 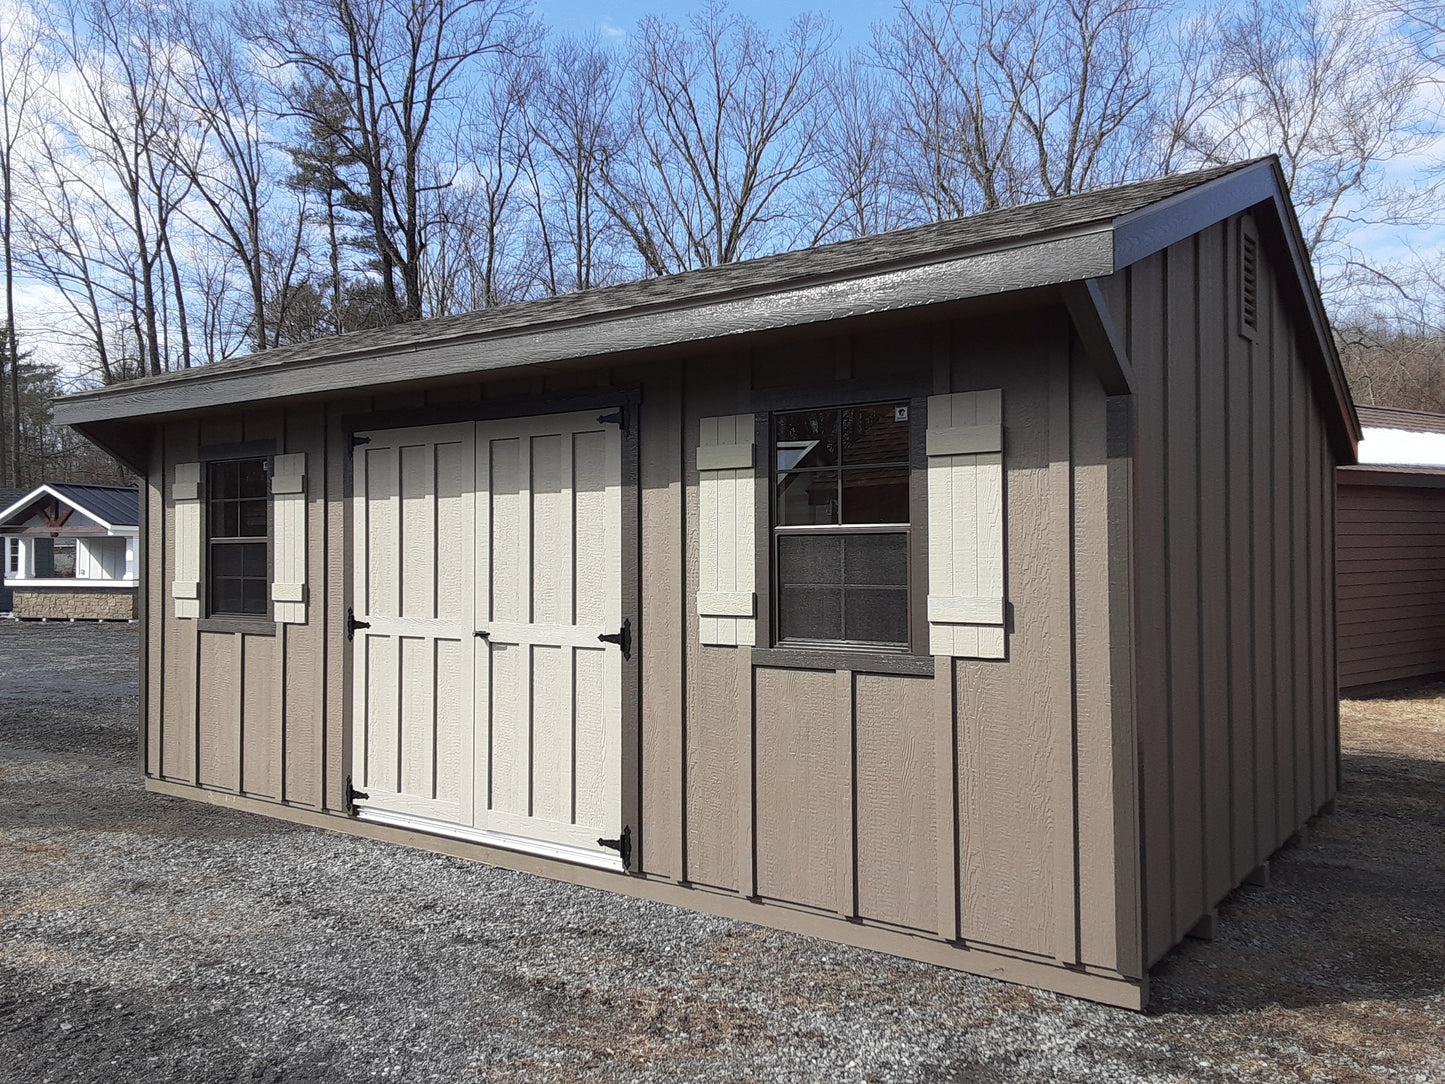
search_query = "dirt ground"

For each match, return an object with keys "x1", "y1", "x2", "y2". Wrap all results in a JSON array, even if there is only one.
[{"x1": 1, "y1": 621, "x2": 1442, "y2": 1083}]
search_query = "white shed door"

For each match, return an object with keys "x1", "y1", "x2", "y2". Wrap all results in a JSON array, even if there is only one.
[
  {"x1": 351, "y1": 423, "x2": 478, "y2": 826},
  {"x1": 351, "y1": 412, "x2": 624, "y2": 865}
]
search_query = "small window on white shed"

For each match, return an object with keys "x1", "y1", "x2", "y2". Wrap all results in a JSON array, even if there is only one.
[{"x1": 5, "y1": 539, "x2": 17, "y2": 576}]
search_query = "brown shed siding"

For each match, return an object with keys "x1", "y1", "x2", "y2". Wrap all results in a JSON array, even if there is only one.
[
  {"x1": 1336, "y1": 473, "x2": 1445, "y2": 689},
  {"x1": 1117, "y1": 216, "x2": 1339, "y2": 967}
]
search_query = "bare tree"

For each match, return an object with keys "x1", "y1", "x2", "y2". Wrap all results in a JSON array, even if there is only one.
[
  {"x1": 596, "y1": 2, "x2": 836, "y2": 274},
  {"x1": 806, "y1": 55, "x2": 916, "y2": 242},
  {"x1": 523, "y1": 35, "x2": 630, "y2": 294},
  {"x1": 249, "y1": 0, "x2": 537, "y2": 323},
  {"x1": 1170, "y1": 0, "x2": 1431, "y2": 296},
  {"x1": 46, "y1": 0, "x2": 199, "y2": 374},
  {"x1": 0, "y1": 7, "x2": 44, "y2": 485}
]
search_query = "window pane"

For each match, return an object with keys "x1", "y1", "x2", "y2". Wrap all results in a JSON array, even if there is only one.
[
  {"x1": 843, "y1": 533, "x2": 908, "y2": 586},
  {"x1": 840, "y1": 467, "x2": 909, "y2": 524},
  {"x1": 238, "y1": 459, "x2": 269, "y2": 498},
  {"x1": 778, "y1": 534, "x2": 841, "y2": 585},
  {"x1": 777, "y1": 585, "x2": 842, "y2": 641},
  {"x1": 210, "y1": 461, "x2": 236, "y2": 499},
  {"x1": 209, "y1": 500, "x2": 238, "y2": 538},
  {"x1": 241, "y1": 578, "x2": 268, "y2": 615},
  {"x1": 239, "y1": 498, "x2": 268, "y2": 537},
  {"x1": 776, "y1": 470, "x2": 838, "y2": 525},
  {"x1": 841, "y1": 404, "x2": 908, "y2": 465},
  {"x1": 211, "y1": 544, "x2": 246, "y2": 578},
  {"x1": 843, "y1": 588, "x2": 909, "y2": 644},
  {"x1": 775, "y1": 410, "x2": 837, "y2": 470},
  {"x1": 240, "y1": 541, "x2": 267, "y2": 577},
  {"x1": 212, "y1": 576, "x2": 242, "y2": 615}
]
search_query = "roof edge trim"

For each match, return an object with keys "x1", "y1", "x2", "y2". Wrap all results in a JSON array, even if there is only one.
[{"x1": 0, "y1": 483, "x2": 118, "y2": 531}]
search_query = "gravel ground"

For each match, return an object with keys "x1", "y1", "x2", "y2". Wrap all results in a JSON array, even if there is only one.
[{"x1": 1, "y1": 621, "x2": 1442, "y2": 1084}]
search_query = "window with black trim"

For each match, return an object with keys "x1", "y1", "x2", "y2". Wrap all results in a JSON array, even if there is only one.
[
  {"x1": 772, "y1": 402, "x2": 911, "y2": 649},
  {"x1": 207, "y1": 457, "x2": 270, "y2": 616}
]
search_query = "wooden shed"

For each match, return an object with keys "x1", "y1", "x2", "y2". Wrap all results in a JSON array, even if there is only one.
[
  {"x1": 1337, "y1": 407, "x2": 1445, "y2": 692},
  {"x1": 53, "y1": 158, "x2": 1356, "y2": 1009}
]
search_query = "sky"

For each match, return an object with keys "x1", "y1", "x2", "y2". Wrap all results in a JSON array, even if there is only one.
[{"x1": 534, "y1": 0, "x2": 879, "y2": 49}]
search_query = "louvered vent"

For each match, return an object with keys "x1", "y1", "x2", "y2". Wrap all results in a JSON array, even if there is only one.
[{"x1": 1240, "y1": 218, "x2": 1259, "y2": 340}]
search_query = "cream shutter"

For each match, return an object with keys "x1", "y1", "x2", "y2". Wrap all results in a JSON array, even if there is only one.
[
  {"x1": 696, "y1": 414, "x2": 757, "y2": 646},
  {"x1": 927, "y1": 391, "x2": 1005, "y2": 658},
  {"x1": 171, "y1": 462, "x2": 202, "y2": 619},
  {"x1": 271, "y1": 452, "x2": 307, "y2": 623}
]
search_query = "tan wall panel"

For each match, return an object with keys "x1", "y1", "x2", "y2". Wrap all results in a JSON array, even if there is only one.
[
  {"x1": 1069, "y1": 356, "x2": 1119, "y2": 969},
  {"x1": 754, "y1": 667, "x2": 844, "y2": 912},
  {"x1": 952, "y1": 317, "x2": 1072, "y2": 960},
  {"x1": 640, "y1": 367, "x2": 685, "y2": 878},
  {"x1": 283, "y1": 404, "x2": 329, "y2": 808},
  {"x1": 197, "y1": 631, "x2": 242, "y2": 790},
  {"x1": 683, "y1": 354, "x2": 749, "y2": 890},
  {"x1": 855, "y1": 673, "x2": 937, "y2": 931},
  {"x1": 161, "y1": 420, "x2": 200, "y2": 784},
  {"x1": 146, "y1": 440, "x2": 164, "y2": 780},
  {"x1": 241, "y1": 632, "x2": 282, "y2": 799}
]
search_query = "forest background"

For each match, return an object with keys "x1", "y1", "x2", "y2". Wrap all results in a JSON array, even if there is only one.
[{"x1": 1, "y1": 0, "x2": 1442, "y2": 484}]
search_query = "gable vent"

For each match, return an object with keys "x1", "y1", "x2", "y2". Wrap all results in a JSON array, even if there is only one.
[{"x1": 1240, "y1": 217, "x2": 1259, "y2": 340}]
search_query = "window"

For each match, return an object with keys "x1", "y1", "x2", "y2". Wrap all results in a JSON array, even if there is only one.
[
  {"x1": 5, "y1": 538, "x2": 18, "y2": 577},
  {"x1": 207, "y1": 457, "x2": 270, "y2": 616},
  {"x1": 772, "y1": 403, "x2": 911, "y2": 648}
]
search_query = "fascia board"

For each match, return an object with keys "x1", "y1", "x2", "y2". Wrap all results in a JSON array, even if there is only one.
[{"x1": 53, "y1": 229, "x2": 1115, "y2": 426}]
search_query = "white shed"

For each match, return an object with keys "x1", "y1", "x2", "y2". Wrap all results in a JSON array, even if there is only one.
[{"x1": 1, "y1": 483, "x2": 140, "y2": 620}]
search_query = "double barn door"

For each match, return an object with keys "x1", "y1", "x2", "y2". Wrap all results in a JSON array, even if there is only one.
[{"x1": 350, "y1": 411, "x2": 625, "y2": 868}]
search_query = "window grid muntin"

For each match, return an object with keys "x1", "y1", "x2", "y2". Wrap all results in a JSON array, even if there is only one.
[
  {"x1": 771, "y1": 402, "x2": 912, "y2": 650},
  {"x1": 207, "y1": 457, "x2": 270, "y2": 617}
]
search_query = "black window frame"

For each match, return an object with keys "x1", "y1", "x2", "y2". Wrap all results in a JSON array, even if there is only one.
[
  {"x1": 769, "y1": 399, "x2": 917, "y2": 654},
  {"x1": 202, "y1": 450, "x2": 274, "y2": 624}
]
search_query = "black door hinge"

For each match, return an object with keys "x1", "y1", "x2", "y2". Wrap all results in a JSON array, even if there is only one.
[
  {"x1": 597, "y1": 617, "x2": 631, "y2": 661},
  {"x1": 596, "y1": 408, "x2": 628, "y2": 435},
  {"x1": 351, "y1": 433, "x2": 371, "y2": 448},
  {"x1": 344, "y1": 775, "x2": 369, "y2": 816},
  {"x1": 346, "y1": 607, "x2": 371, "y2": 641},
  {"x1": 597, "y1": 825, "x2": 632, "y2": 868}
]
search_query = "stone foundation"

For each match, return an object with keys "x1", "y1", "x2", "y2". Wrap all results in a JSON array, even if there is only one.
[{"x1": 13, "y1": 587, "x2": 138, "y2": 621}]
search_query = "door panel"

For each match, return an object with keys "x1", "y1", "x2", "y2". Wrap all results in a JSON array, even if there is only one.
[
  {"x1": 352, "y1": 411, "x2": 624, "y2": 862},
  {"x1": 351, "y1": 424, "x2": 476, "y2": 825},
  {"x1": 475, "y1": 412, "x2": 623, "y2": 853}
]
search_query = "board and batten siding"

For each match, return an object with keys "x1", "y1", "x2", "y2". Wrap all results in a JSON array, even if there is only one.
[
  {"x1": 1112, "y1": 214, "x2": 1340, "y2": 968},
  {"x1": 1336, "y1": 471, "x2": 1445, "y2": 689}
]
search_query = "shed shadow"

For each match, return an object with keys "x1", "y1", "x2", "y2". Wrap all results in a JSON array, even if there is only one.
[{"x1": 1147, "y1": 744, "x2": 1445, "y2": 1016}]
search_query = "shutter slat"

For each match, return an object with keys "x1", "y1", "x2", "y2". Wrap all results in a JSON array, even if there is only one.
[
  {"x1": 173, "y1": 462, "x2": 202, "y2": 619},
  {"x1": 927, "y1": 392, "x2": 1006, "y2": 659},
  {"x1": 271, "y1": 452, "x2": 307, "y2": 624},
  {"x1": 697, "y1": 415, "x2": 756, "y2": 647}
]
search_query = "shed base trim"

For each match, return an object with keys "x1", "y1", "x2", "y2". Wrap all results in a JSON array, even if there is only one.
[
  {"x1": 144, "y1": 777, "x2": 1148, "y2": 1011},
  {"x1": 354, "y1": 805, "x2": 624, "y2": 873}
]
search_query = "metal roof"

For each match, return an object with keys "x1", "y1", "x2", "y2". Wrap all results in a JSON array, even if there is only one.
[
  {"x1": 1356, "y1": 406, "x2": 1445, "y2": 434},
  {"x1": 0, "y1": 483, "x2": 139, "y2": 531}
]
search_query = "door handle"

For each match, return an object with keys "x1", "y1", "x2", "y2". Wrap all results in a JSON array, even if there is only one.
[{"x1": 474, "y1": 629, "x2": 490, "y2": 640}]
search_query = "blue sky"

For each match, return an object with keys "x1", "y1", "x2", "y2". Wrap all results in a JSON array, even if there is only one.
[{"x1": 534, "y1": 0, "x2": 881, "y2": 49}]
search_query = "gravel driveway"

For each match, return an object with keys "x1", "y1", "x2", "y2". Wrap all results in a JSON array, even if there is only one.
[{"x1": 2, "y1": 621, "x2": 1442, "y2": 1083}]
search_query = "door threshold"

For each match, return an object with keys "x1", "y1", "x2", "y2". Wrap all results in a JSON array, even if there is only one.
[{"x1": 355, "y1": 806, "x2": 625, "y2": 873}]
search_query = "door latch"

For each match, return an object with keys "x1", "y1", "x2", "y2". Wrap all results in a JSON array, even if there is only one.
[
  {"x1": 597, "y1": 825, "x2": 632, "y2": 868},
  {"x1": 597, "y1": 617, "x2": 631, "y2": 660},
  {"x1": 346, "y1": 607, "x2": 371, "y2": 641}
]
